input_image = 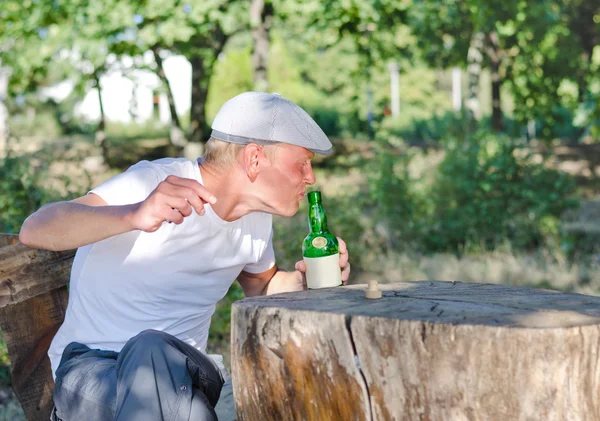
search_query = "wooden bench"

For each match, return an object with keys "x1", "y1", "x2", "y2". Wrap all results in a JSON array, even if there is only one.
[
  {"x1": 0, "y1": 233, "x2": 236, "y2": 421},
  {"x1": 0, "y1": 234, "x2": 72, "y2": 421}
]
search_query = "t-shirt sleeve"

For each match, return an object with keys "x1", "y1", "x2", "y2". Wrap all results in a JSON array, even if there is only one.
[
  {"x1": 243, "y1": 229, "x2": 276, "y2": 274},
  {"x1": 90, "y1": 161, "x2": 162, "y2": 206}
]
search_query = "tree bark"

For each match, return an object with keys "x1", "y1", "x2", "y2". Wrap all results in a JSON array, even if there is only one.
[
  {"x1": 187, "y1": 28, "x2": 228, "y2": 145},
  {"x1": 233, "y1": 281, "x2": 600, "y2": 421},
  {"x1": 188, "y1": 55, "x2": 210, "y2": 145},
  {"x1": 490, "y1": 61, "x2": 503, "y2": 132},
  {"x1": 152, "y1": 47, "x2": 181, "y2": 129},
  {"x1": 565, "y1": 0, "x2": 599, "y2": 103},
  {"x1": 250, "y1": 0, "x2": 273, "y2": 92},
  {"x1": 0, "y1": 65, "x2": 10, "y2": 157},
  {"x1": 465, "y1": 32, "x2": 484, "y2": 123},
  {"x1": 152, "y1": 46, "x2": 187, "y2": 147},
  {"x1": 486, "y1": 32, "x2": 504, "y2": 132},
  {"x1": 93, "y1": 72, "x2": 108, "y2": 160}
]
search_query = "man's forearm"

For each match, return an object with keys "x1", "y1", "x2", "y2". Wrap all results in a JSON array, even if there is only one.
[
  {"x1": 264, "y1": 269, "x2": 305, "y2": 295},
  {"x1": 19, "y1": 202, "x2": 138, "y2": 251}
]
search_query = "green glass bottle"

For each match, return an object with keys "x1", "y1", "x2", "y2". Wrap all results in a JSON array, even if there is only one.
[{"x1": 302, "y1": 191, "x2": 342, "y2": 289}]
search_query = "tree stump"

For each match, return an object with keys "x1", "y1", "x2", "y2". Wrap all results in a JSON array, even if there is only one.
[{"x1": 231, "y1": 281, "x2": 600, "y2": 421}]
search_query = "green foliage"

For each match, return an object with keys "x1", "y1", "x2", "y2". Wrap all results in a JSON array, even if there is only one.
[
  {"x1": 426, "y1": 135, "x2": 578, "y2": 252},
  {"x1": 209, "y1": 282, "x2": 245, "y2": 342},
  {"x1": 380, "y1": 111, "x2": 471, "y2": 142},
  {"x1": 365, "y1": 134, "x2": 579, "y2": 255},
  {"x1": 7, "y1": 110, "x2": 63, "y2": 138},
  {"x1": 367, "y1": 150, "x2": 429, "y2": 250},
  {"x1": 0, "y1": 155, "x2": 62, "y2": 233},
  {"x1": 104, "y1": 121, "x2": 170, "y2": 140},
  {"x1": 0, "y1": 331, "x2": 10, "y2": 389}
]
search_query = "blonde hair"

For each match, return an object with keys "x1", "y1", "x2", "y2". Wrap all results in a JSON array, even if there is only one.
[
  {"x1": 203, "y1": 137, "x2": 279, "y2": 168},
  {"x1": 203, "y1": 138, "x2": 246, "y2": 168}
]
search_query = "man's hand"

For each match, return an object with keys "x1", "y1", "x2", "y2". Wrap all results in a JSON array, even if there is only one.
[
  {"x1": 129, "y1": 175, "x2": 217, "y2": 232},
  {"x1": 294, "y1": 237, "x2": 351, "y2": 285}
]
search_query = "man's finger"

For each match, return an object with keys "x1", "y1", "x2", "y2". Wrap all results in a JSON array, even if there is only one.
[
  {"x1": 182, "y1": 194, "x2": 206, "y2": 215},
  {"x1": 165, "y1": 207, "x2": 185, "y2": 225},
  {"x1": 164, "y1": 196, "x2": 190, "y2": 214},
  {"x1": 339, "y1": 251, "x2": 349, "y2": 269},
  {"x1": 159, "y1": 183, "x2": 208, "y2": 215},
  {"x1": 295, "y1": 260, "x2": 307, "y2": 273},
  {"x1": 341, "y1": 262, "x2": 351, "y2": 284},
  {"x1": 166, "y1": 176, "x2": 217, "y2": 204},
  {"x1": 337, "y1": 237, "x2": 347, "y2": 255}
]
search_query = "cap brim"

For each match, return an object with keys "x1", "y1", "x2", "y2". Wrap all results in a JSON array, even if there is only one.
[{"x1": 210, "y1": 130, "x2": 333, "y2": 155}]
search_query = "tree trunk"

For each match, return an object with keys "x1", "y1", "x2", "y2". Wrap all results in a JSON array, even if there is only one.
[
  {"x1": 232, "y1": 281, "x2": 600, "y2": 421},
  {"x1": 0, "y1": 65, "x2": 10, "y2": 158},
  {"x1": 490, "y1": 61, "x2": 503, "y2": 132},
  {"x1": 250, "y1": 0, "x2": 273, "y2": 92},
  {"x1": 152, "y1": 47, "x2": 182, "y2": 130},
  {"x1": 565, "y1": 0, "x2": 599, "y2": 103},
  {"x1": 576, "y1": 51, "x2": 591, "y2": 104},
  {"x1": 187, "y1": 29, "x2": 228, "y2": 145},
  {"x1": 451, "y1": 67, "x2": 462, "y2": 112},
  {"x1": 486, "y1": 32, "x2": 504, "y2": 132},
  {"x1": 188, "y1": 55, "x2": 210, "y2": 145},
  {"x1": 465, "y1": 32, "x2": 484, "y2": 123},
  {"x1": 152, "y1": 47, "x2": 186, "y2": 148},
  {"x1": 93, "y1": 72, "x2": 108, "y2": 160}
]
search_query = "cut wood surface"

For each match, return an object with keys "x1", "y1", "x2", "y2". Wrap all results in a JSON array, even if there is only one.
[
  {"x1": 0, "y1": 235, "x2": 75, "y2": 307},
  {"x1": 232, "y1": 281, "x2": 600, "y2": 421},
  {"x1": 0, "y1": 233, "x2": 20, "y2": 248}
]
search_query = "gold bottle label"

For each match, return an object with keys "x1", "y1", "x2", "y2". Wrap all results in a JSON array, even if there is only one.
[{"x1": 311, "y1": 237, "x2": 327, "y2": 248}]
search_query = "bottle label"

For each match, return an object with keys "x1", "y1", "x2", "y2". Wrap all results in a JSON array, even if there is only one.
[
  {"x1": 303, "y1": 253, "x2": 342, "y2": 289},
  {"x1": 311, "y1": 237, "x2": 327, "y2": 248}
]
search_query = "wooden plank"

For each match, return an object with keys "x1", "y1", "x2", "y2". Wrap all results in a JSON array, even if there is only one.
[
  {"x1": 0, "y1": 242, "x2": 74, "y2": 308},
  {"x1": 232, "y1": 281, "x2": 600, "y2": 421},
  {"x1": 0, "y1": 286, "x2": 69, "y2": 421}
]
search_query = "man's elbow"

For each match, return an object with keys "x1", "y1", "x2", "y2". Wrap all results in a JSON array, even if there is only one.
[
  {"x1": 19, "y1": 217, "x2": 39, "y2": 248},
  {"x1": 18, "y1": 216, "x2": 54, "y2": 250}
]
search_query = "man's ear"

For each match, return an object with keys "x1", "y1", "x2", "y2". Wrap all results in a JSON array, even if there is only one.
[{"x1": 242, "y1": 143, "x2": 269, "y2": 182}]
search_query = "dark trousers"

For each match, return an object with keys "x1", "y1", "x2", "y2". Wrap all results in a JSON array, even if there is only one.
[{"x1": 52, "y1": 330, "x2": 225, "y2": 421}]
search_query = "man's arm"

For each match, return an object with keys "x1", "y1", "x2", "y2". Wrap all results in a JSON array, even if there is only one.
[
  {"x1": 19, "y1": 175, "x2": 216, "y2": 251},
  {"x1": 237, "y1": 266, "x2": 305, "y2": 297},
  {"x1": 19, "y1": 193, "x2": 137, "y2": 251}
]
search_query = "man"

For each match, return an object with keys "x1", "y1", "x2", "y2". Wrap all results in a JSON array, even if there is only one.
[{"x1": 19, "y1": 91, "x2": 351, "y2": 421}]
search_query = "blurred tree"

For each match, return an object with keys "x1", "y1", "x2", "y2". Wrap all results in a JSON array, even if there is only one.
[
  {"x1": 2, "y1": 0, "x2": 251, "y2": 146},
  {"x1": 250, "y1": 0, "x2": 273, "y2": 91},
  {"x1": 105, "y1": 0, "x2": 249, "y2": 144},
  {"x1": 410, "y1": 0, "x2": 563, "y2": 132},
  {"x1": 278, "y1": 0, "x2": 412, "y2": 133},
  {"x1": 410, "y1": 0, "x2": 599, "y2": 138},
  {"x1": 561, "y1": 0, "x2": 600, "y2": 103}
]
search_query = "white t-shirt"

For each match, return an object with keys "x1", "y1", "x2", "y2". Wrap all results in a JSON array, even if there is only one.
[{"x1": 48, "y1": 158, "x2": 275, "y2": 377}]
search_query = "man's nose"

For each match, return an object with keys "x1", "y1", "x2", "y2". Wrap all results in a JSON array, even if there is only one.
[{"x1": 305, "y1": 163, "x2": 316, "y2": 185}]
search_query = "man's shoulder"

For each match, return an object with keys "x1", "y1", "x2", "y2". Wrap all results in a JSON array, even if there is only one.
[{"x1": 130, "y1": 157, "x2": 197, "y2": 177}]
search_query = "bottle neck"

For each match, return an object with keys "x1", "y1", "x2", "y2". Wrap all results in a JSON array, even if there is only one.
[{"x1": 309, "y1": 203, "x2": 328, "y2": 233}]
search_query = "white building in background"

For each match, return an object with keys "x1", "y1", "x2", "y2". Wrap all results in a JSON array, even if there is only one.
[{"x1": 41, "y1": 51, "x2": 192, "y2": 125}]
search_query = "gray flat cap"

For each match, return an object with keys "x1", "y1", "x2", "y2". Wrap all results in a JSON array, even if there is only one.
[{"x1": 210, "y1": 92, "x2": 333, "y2": 155}]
